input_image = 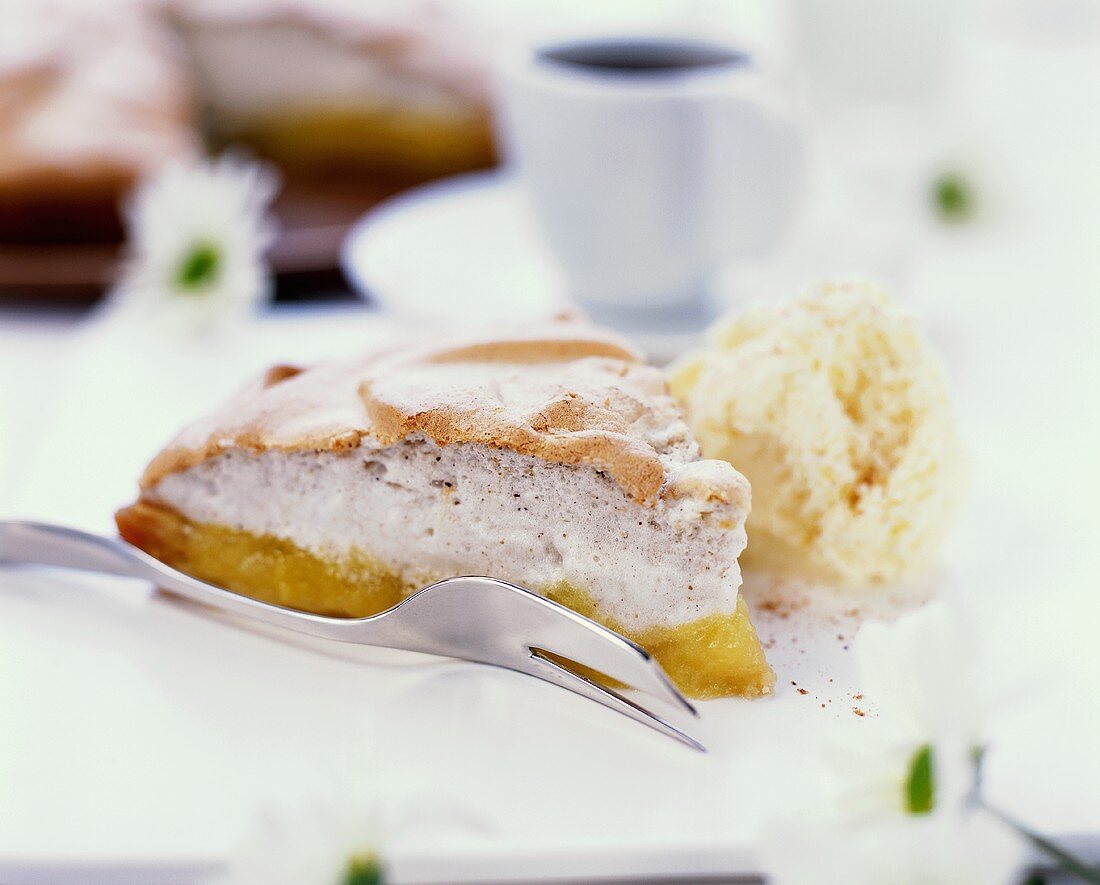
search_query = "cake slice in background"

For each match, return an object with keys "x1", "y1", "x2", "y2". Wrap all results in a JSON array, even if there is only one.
[
  {"x1": 116, "y1": 325, "x2": 774, "y2": 699},
  {"x1": 0, "y1": 0, "x2": 199, "y2": 242},
  {"x1": 172, "y1": 0, "x2": 495, "y2": 181}
]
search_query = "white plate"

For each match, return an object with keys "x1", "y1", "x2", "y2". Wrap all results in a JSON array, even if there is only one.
[
  {"x1": 342, "y1": 172, "x2": 569, "y2": 327},
  {"x1": 1, "y1": 309, "x2": 1097, "y2": 883},
  {"x1": 341, "y1": 172, "x2": 712, "y2": 363}
]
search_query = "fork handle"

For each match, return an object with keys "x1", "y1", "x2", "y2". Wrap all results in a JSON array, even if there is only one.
[
  {"x1": 0, "y1": 521, "x2": 145, "y2": 578},
  {"x1": 1, "y1": 522, "x2": 704, "y2": 747},
  {"x1": 0, "y1": 520, "x2": 359, "y2": 642}
]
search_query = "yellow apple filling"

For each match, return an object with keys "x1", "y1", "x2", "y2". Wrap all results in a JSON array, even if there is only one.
[
  {"x1": 218, "y1": 106, "x2": 494, "y2": 177},
  {"x1": 543, "y1": 584, "x2": 772, "y2": 699},
  {"x1": 116, "y1": 501, "x2": 774, "y2": 699}
]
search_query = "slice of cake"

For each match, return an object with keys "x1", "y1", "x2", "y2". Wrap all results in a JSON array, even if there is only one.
[
  {"x1": 0, "y1": 0, "x2": 199, "y2": 241},
  {"x1": 116, "y1": 326, "x2": 773, "y2": 698},
  {"x1": 172, "y1": 0, "x2": 494, "y2": 180}
]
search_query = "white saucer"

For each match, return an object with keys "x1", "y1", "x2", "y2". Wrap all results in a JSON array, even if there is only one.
[
  {"x1": 340, "y1": 172, "x2": 710, "y2": 362},
  {"x1": 342, "y1": 171, "x2": 569, "y2": 326}
]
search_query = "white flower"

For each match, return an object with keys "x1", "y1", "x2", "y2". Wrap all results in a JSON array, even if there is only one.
[
  {"x1": 110, "y1": 155, "x2": 278, "y2": 334},
  {"x1": 758, "y1": 597, "x2": 1026, "y2": 885},
  {"x1": 214, "y1": 791, "x2": 386, "y2": 885},
  {"x1": 213, "y1": 737, "x2": 490, "y2": 885}
]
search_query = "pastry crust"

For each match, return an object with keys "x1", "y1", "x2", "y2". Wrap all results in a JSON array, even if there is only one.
[{"x1": 140, "y1": 325, "x2": 748, "y2": 507}]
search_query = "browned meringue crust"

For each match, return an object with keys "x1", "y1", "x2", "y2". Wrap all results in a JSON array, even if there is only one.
[{"x1": 140, "y1": 325, "x2": 736, "y2": 507}]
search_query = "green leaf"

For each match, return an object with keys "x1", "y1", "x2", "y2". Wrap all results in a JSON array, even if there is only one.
[
  {"x1": 175, "y1": 241, "x2": 221, "y2": 291},
  {"x1": 931, "y1": 172, "x2": 976, "y2": 222},
  {"x1": 342, "y1": 852, "x2": 385, "y2": 885},
  {"x1": 905, "y1": 743, "x2": 936, "y2": 815}
]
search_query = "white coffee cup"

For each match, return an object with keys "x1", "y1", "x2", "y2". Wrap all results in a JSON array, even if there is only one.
[{"x1": 496, "y1": 37, "x2": 804, "y2": 331}]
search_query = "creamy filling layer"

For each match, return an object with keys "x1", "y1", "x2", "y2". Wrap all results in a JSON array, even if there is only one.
[
  {"x1": 215, "y1": 106, "x2": 492, "y2": 173},
  {"x1": 146, "y1": 437, "x2": 748, "y2": 630}
]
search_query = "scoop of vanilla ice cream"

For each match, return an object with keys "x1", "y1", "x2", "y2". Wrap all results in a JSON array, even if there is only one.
[{"x1": 669, "y1": 280, "x2": 965, "y2": 586}]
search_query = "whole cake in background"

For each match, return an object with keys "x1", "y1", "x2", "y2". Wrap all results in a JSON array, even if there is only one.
[
  {"x1": 171, "y1": 0, "x2": 495, "y2": 179},
  {"x1": 117, "y1": 324, "x2": 775, "y2": 699},
  {"x1": 0, "y1": 0, "x2": 198, "y2": 240},
  {"x1": 0, "y1": 0, "x2": 496, "y2": 244},
  {"x1": 670, "y1": 281, "x2": 965, "y2": 587}
]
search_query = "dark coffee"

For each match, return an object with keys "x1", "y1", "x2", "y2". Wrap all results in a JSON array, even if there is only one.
[{"x1": 539, "y1": 38, "x2": 745, "y2": 75}]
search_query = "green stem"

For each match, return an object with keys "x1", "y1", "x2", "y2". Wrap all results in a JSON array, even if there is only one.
[
  {"x1": 982, "y1": 804, "x2": 1100, "y2": 884},
  {"x1": 971, "y1": 746, "x2": 1100, "y2": 883}
]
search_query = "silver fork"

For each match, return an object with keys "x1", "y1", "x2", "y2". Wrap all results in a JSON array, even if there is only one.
[{"x1": 0, "y1": 521, "x2": 703, "y2": 750}]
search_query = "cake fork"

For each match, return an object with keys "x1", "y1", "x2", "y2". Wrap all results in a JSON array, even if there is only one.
[{"x1": 0, "y1": 520, "x2": 703, "y2": 750}]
